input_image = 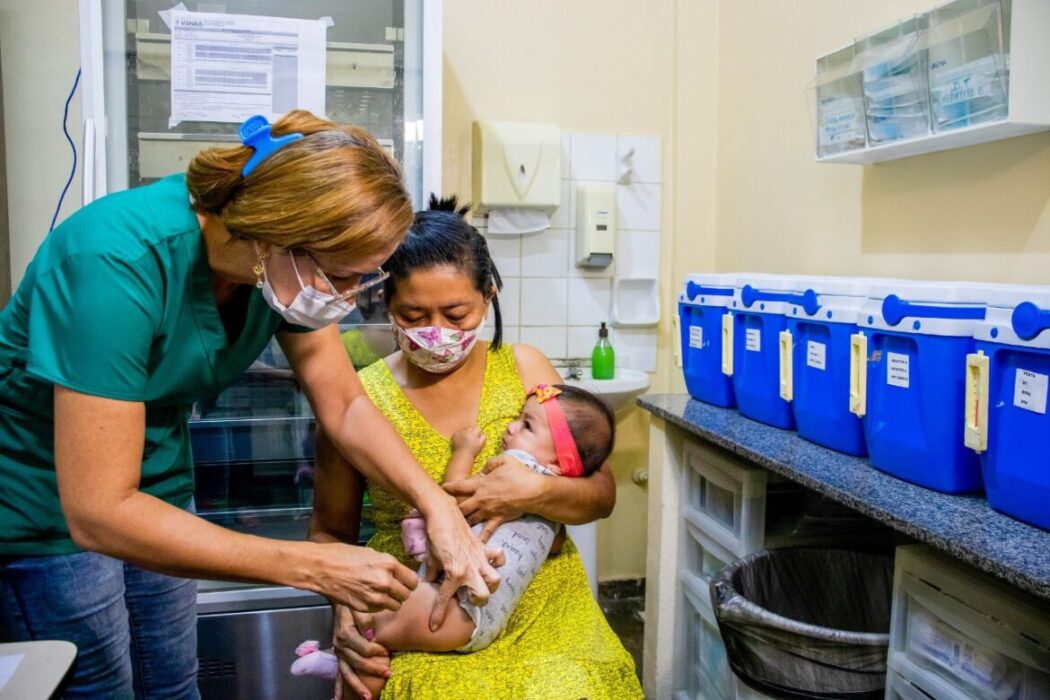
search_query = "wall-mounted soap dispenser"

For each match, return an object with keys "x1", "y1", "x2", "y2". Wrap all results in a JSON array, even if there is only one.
[{"x1": 575, "y1": 184, "x2": 616, "y2": 269}]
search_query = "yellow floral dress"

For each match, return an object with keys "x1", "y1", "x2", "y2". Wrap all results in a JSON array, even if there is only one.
[{"x1": 359, "y1": 344, "x2": 643, "y2": 699}]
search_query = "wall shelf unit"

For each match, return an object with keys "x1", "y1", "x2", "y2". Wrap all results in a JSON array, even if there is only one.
[{"x1": 813, "y1": 0, "x2": 1050, "y2": 165}]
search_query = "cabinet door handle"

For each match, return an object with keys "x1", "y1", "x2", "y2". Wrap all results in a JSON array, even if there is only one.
[
  {"x1": 779, "y1": 330, "x2": 793, "y2": 402},
  {"x1": 964, "y1": 352, "x2": 990, "y2": 453},
  {"x1": 721, "y1": 314, "x2": 734, "y2": 377},
  {"x1": 849, "y1": 333, "x2": 867, "y2": 417}
]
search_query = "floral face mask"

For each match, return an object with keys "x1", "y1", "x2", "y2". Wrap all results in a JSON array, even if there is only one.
[{"x1": 392, "y1": 315, "x2": 486, "y2": 374}]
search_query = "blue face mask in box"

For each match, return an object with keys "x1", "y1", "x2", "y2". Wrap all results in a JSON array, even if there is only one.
[{"x1": 259, "y1": 250, "x2": 356, "y2": 329}]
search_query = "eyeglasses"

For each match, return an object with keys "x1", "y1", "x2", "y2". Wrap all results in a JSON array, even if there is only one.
[{"x1": 303, "y1": 253, "x2": 390, "y2": 307}]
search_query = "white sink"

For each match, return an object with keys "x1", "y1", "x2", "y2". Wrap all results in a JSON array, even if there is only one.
[{"x1": 562, "y1": 368, "x2": 651, "y2": 413}]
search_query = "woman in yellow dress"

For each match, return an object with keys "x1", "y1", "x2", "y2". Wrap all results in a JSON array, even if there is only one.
[{"x1": 310, "y1": 197, "x2": 643, "y2": 699}]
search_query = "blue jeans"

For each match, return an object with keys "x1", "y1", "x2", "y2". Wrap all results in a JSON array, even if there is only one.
[{"x1": 0, "y1": 550, "x2": 199, "y2": 699}]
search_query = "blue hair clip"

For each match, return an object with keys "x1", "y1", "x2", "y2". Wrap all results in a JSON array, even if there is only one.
[{"x1": 239, "y1": 114, "x2": 304, "y2": 177}]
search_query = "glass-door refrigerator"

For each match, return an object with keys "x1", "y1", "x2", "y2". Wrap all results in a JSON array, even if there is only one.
[{"x1": 77, "y1": 2, "x2": 440, "y2": 697}]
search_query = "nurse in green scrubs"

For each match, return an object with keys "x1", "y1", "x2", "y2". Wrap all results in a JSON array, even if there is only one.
[{"x1": 0, "y1": 111, "x2": 501, "y2": 698}]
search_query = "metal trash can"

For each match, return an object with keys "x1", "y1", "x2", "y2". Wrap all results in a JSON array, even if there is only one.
[{"x1": 710, "y1": 548, "x2": 893, "y2": 699}]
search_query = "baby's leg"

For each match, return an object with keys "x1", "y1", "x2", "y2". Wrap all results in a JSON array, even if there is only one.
[
  {"x1": 353, "y1": 583, "x2": 475, "y2": 699},
  {"x1": 370, "y1": 580, "x2": 475, "y2": 652}
]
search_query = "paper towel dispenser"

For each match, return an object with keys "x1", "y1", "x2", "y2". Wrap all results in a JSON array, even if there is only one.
[{"x1": 472, "y1": 121, "x2": 561, "y2": 214}]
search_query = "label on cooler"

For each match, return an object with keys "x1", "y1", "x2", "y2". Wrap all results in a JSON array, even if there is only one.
[
  {"x1": 887, "y1": 352, "x2": 910, "y2": 389},
  {"x1": 689, "y1": 326, "x2": 703, "y2": 349},
  {"x1": 746, "y1": 329, "x2": 761, "y2": 352},
  {"x1": 1013, "y1": 369, "x2": 1048, "y2": 415},
  {"x1": 806, "y1": 341, "x2": 827, "y2": 371}
]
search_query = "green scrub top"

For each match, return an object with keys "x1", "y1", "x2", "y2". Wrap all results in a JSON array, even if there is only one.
[{"x1": 0, "y1": 174, "x2": 306, "y2": 556}]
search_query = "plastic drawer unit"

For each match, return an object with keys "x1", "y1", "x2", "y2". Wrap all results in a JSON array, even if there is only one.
[
  {"x1": 857, "y1": 13, "x2": 931, "y2": 145},
  {"x1": 853, "y1": 281, "x2": 990, "y2": 493},
  {"x1": 969, "y1": 286, "x2": 1050, "y2": 530},
  {"x1": 927, "y1": 0, "x2": 1010, "y2": 134},
  {"x1": 782, "y1": 277, "x2": 874, "y2": 456},
  {"x1": 679, "y1": 274, "x2": 740, "y2": 408},
  {"x1": 676, "y1": 572, "x2": 734, "y2": 700},
  {"x1": 887, "y1": 545, "x2": 1050, "y2": 700},
  {"x1": 729, "y1": 275, "x2": 802, "y2": 429},
  {"x1": 675, "y1": 441, "x2": 805, "y2": 700}
]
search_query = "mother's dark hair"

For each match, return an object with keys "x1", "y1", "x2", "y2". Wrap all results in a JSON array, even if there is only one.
[{"x1": 383, "y1": 195, "x2": 505, "y2": 348}]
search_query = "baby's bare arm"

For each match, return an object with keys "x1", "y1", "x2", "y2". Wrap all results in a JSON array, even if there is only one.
[{"x1": 445, "y1": 426, "x2": 487, "y2": 484}]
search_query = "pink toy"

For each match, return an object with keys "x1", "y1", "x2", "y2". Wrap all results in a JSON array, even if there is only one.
[
  {"x1": 290, "y1": 640, "x2": 338, "y2": 680},
  {"x1": 400, "y1": 509, "x2": 428, "y2": 562}
]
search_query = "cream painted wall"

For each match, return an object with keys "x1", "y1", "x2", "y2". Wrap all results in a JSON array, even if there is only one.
[
  {"x1": 0, "y1": 0, "x2": 83, "y2": 289},
  {"x1": 442, "y1": 0, "x2": 676, "y2": 581},
  {"x1": 711, "y1": 0, "x2": 1050, "y2": 283}
]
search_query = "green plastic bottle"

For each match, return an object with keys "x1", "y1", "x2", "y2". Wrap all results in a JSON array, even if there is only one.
[{"x1": 591, "y1": 322, "x2": 615, "y2": 379}]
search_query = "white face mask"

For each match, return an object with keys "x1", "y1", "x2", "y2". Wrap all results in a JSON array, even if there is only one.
[
  {"x1": 259, "y1": 251, "x2": 356, "y2": 329},
  {"x1": 392, "y1": 315, "x2": 486, "y2": 374}
]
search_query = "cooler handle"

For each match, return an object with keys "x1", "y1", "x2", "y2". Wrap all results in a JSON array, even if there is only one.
[
  {"x1": 779, "y1": 330, "x2": 793, "y2": 402},
  {"x1": 849, "y1": 333, "x2": 867, "y2": 417},
  {"x1": 686, "y1": 281, "x2": 734, "y2": 301},
  {"x1": 1011, "y1": 301, "x2": 1050, "y2": 341},
  {"x1": 741, "y1": 285, "x2": 820, "y2": 315},
  {"x1": 882, "y1": 294, "x2": 986, "y2": 326},
  {"x1": 964, "y1": 352, "x2": 989, "y2": 453},
  {"x1": 721, "y1": 314, "x2": 734, "y2": 377}
]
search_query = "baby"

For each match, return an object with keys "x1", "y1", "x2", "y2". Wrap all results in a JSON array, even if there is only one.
[{"x1": 292, "y1": 383, "x2": 615, "y2": 698}]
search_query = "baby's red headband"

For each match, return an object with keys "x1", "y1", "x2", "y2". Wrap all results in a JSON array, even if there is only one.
[{"x1": 528, "y1": 384, "x2": 584, "y2": 478}]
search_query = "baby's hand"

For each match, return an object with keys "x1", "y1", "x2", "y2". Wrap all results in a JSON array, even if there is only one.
[{"x1": 451, "y1": 426, "x2": 487, "y2": 455}]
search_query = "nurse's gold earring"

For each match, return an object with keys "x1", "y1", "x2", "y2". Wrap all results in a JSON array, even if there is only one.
[{"x1": 253, "y1": 253, "x2": 266, "y2": 289}]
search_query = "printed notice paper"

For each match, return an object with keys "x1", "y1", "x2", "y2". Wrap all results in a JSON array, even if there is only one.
[
  {"x1": 169, "y1": 10, "x2": 328, "y2": 127},
  {"x1": 746, "y1": 329, "x2": 761, "y2": 352},
  {"x1": 807, "y1": 341, "x2": 827, "y2": 371},
  {"x1": 689, "y1": 326, "x2": 703, "y2": 349},
  {"x1": 1013, "y1": 369, "x2": 1048, "y2": 415},
  {"x1": 887, "y1": 352, "x2": 910, "y2": 389}
]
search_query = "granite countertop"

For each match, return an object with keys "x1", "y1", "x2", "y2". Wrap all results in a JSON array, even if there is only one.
[{"x1": 638, "y1": 393, "x2": 1050, "y2": 601}]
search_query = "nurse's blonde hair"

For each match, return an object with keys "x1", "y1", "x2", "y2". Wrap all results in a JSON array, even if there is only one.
[{"x1": 186, "y1": 110, "x2": 413, "y2": 259}]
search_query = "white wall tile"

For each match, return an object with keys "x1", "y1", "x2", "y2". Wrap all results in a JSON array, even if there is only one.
[
  {"x1": 570, "y1": 132, "x2": 617, "y2": 182},
  {"x1": 498, "y1": 277, "x2": 521, "y2": 326},
  {"x1": 520, "y1": 326, "x2": 568, "y2": 359},
  {"x1": 610, "y1": 328, "x2": 658, "y2": 373},
  {"x1": 520, "y1": 278, "x2": 568, "y2": 326},
  {"x1": 486, "y1": 234, "x2": 521, "y2": 277},
  {"x1": 484, "y1": 324, "x2": 519, "y2": 345},
  {"x1": 521, "y1": 228, "x2": 570, "y2": 277},
  {"x1": 617, "y1": 183, "x2": 661, "y2": 232},
  {"x1": 617, "y1": 134, "x2": 662, "y2": 184},
  {"x1": 568, "y1": 277, "x2": 612, "y2": 326},
  {"x1": 549, "y1": 180, "x2": 572, "y2": 229},
  {"x1": 616, "y1": 230, "x2": 661, "y2": 279},
  {"x1": 568, "y1": 326, "x2": 599, "y2": 359},
  {"x1": 561, "y1": 131, "x2": 572, "y2": 181}
]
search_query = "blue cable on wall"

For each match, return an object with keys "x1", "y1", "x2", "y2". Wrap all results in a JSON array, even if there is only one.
[{"x1": 50, "y1": 67, "x2": 82, "y2": 233}]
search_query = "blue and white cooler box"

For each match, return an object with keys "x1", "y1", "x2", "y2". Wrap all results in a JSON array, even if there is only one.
[
  {"x1": 679, "y1": 274, "x2": 739, "y2": 407},
  {"x1": 782, "y1": 277, "x2": 873, "y2": 456},
  {"x1": 729, "y1": 275, "x2": 799, "y2": 429},
  {"x1": 853, "y1": 281, "x2": 990, "y2": 493},
  {"x1": 968, "y1": 286, "x2": 1050, "y2": 530}
]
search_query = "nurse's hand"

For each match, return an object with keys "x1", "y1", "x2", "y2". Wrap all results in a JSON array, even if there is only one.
[
  {"x1": 420, "y1": 497, "x2": 504, "y2": 631},
  {"x1": 314, "y1": 543, "x2": 418, "y2": 613},
  {"x1": 331, "y1": 605, "x2": 390, "y2": 700},
  {"x1": 444, "y1": 454, "x2": 545, "y2": 541}
]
